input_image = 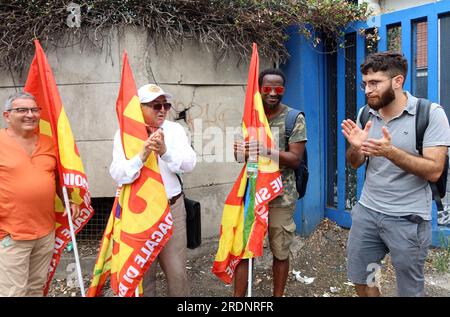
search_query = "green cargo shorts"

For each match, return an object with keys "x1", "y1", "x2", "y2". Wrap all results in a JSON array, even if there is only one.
[{"x1": 268, "y1": 205, "x2": 296, "y2": 260}]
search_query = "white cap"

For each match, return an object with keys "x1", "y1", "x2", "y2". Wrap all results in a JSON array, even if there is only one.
[{"x1": 137, "y1": 84, "x2": 172, "y2": 103}]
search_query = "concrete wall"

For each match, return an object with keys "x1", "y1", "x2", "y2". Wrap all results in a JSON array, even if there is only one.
[
  {"x1": 359, "y1": 0, "x2": 438, "y2": 15},
  {"x1": 380, "y1": 0, "x2": 436, "y2": 12},
  {"x1": 0, "y1": 27, "x2": 271, "y2": 240}
]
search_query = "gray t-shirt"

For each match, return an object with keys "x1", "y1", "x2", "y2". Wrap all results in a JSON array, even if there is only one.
[{"x1": 358, "y1": 91, "x2": 450, "y2": 220}]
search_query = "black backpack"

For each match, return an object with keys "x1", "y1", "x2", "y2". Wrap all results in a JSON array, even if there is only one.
[
  {"x1": 359, "y1": 98, "x2": 449, "y2": 210},
  {"x1": 285, "y1": 109, "x2": 309, "y2": 199}
]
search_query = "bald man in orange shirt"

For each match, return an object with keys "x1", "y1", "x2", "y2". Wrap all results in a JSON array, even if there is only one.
[{"x1": 0, "y1": 92, "x2": 80, "y2": 296}]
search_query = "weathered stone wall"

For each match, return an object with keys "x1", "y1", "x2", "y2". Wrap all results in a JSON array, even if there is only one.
[{"x1": 0, "y1": 27, "x2": 271, "y2": 239}]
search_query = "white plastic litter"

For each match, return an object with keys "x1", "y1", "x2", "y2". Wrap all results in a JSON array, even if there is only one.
[
  {"x1": 344, "y1": 281, "x2": 355, "y2": 286},
  {"x1": 330, "y1": 286, "x2": 340, "y2": 293},
  {"x1": 292, "y1": 269, "x2": 315, "y2": 284}
]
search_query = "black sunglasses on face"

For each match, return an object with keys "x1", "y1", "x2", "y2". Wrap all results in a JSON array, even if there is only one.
[{"x1": 142, "y1": 102, "x2": 172, "y2": 111}]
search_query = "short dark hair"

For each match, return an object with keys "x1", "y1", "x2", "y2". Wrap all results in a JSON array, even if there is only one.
[
  {"x1": 360, "y1": 52, "x2": 408, "y2": 81},
  {"x1": 258, "y1": 68, "x2": 286, "y2": 87}
]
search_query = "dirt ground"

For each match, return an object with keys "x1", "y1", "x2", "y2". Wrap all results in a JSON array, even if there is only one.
[{"x1": 49, "y1": 218, "x2": 450, "y2": 297}]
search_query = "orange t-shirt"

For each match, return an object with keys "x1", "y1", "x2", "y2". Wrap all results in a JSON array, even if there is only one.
[{"x1": 0, "y1": 129, "x2": 57, "y2": 240}]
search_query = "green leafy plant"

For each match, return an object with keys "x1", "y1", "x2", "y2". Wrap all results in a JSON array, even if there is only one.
[
  {"x1": 0, "y1": 0, "x2": 368, "y2": 71},
  {"x1": 387, "y1": 25, "x2": 402, "y2": 52},
  {"x1": 434, "y1": 234, "x2": 450, "y2": 274}
]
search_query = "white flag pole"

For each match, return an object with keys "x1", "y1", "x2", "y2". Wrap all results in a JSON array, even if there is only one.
[
  {"x1": 247, "y1": 258, "x2": 253, "y2": 297},
  {"x1": 135, "y1": 286, "x2": 139, "y2": 297},
  {"x1": 62, "y1": 186, "x2": 86, "y2": 297}
]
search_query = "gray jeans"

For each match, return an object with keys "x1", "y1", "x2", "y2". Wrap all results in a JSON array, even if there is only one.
[
  {"x1": 347, "y1": 203, "x2": 431, "y2": 297},
  {"x1": 142, "y1": 194, "x2": 188, "y2": 297}
]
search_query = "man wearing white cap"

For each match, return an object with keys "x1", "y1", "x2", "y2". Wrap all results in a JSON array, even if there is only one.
[{"x1": 110, "y1": 84, "x2": 197, "y2": 296}]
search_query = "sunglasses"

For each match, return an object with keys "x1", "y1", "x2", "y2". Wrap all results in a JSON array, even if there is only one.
[
  {"x1": 142, "y1": 102, "x2": 172, "y2": 111},
  {"x1": 261, "y1": 85, "x2": 285, "y2": 95}
]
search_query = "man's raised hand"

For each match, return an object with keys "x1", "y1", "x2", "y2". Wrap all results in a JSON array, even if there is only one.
[{"x1": 341, "y1": 119, "x2": 372, "y2": 150}]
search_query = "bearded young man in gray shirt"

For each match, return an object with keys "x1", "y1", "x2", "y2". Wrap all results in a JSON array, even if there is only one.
[{"x1": 342, "y1": 52, "x2": 450, "y2": 297}]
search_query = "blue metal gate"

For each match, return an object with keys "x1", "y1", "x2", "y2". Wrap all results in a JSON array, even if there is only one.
[{"x1": 326, "y1": 1, "x2": 450, "y2": 246}]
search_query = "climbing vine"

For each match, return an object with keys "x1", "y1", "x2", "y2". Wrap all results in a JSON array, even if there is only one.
[{"x1": 0, "y1": 0, "x2": 369, "y2": 71}]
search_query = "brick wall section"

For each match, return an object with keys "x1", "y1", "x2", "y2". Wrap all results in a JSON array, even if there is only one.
[{"x1": 416, "y1": 21, "x2": 428, "y2": 69}]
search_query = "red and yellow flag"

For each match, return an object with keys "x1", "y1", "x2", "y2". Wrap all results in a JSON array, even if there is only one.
[
  {"x1": 88, "y1": 51, "x2": 172, "y2": 297},
  {"x1": 24, "y1": 39, "x2": 95, "y2": 295},
  {"x1": 212, "y1": 43, "x2": 283, "y2": 283}
]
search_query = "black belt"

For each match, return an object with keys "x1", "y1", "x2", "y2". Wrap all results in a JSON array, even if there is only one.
[
  {"x1": 401, "y1": 215, "x2": 425, "y2": 224},
  {"x1": 169, "y1": 192, "x2": 183, "y2": 205}
]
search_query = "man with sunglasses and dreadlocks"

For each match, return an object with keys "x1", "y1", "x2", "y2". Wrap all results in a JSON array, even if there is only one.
[
  {"x1": 233, "y1": 68, "x2": 307, "y2": 297},
  {"x1": 342, "y1": 52, "x2": 450, "y2": 297},
  {"x1": 110, "y1": 84, "x2": 196, "y2": 296}
]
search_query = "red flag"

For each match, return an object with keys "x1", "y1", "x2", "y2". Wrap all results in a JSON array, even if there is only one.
[
  {"x1": 24, "y1": 39, "x2": 94, "y2": 294},
  {"x1": 212, "y1": 43, "x2": 283, "y2": 283},
  {"x1": 88, "y1": 51, "x2": 172, "y2": 297}
]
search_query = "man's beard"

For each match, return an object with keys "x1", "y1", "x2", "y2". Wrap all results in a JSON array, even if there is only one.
[
  {"x1": 265, "y1": 102, "x2": 279, "y2": 110},
  {"x1": 367, "y1": 87, "x2": 395, "y2": 111},
  {"x1": 263, "y1": 97, "x2": 282, "y2": 110}
]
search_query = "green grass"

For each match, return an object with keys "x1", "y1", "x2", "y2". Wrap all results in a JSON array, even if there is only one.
[{"x1": 434, "y1": 234, "x2": 450, "y2": 274}]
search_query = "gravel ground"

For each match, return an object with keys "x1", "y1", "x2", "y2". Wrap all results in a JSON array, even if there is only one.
[{"x1": 48, "y1": 219, "x2": 450, "y2": 297}]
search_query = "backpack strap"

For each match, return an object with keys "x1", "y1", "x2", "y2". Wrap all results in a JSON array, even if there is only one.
[
  {"x1": 415, "y1": 98, "x2": 444, "y2": 210},
  {"x1": 358, "y1": 105, "x2": 371, "y2": 172},
  {"x1": 415, "y1": 98, "x2": 431, "y2": 155},
  {"x1": 359, "y1": 105, "x2": 371, "y2": 129},
  {"x1": 285, "y1": 109, "x2": 303, "y2": 150}
]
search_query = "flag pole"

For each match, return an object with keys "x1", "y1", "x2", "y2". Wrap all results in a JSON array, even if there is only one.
[
  {"x1": 62, "y1": 186, "x2": 86, "y2": 297},
  {"x1": 247, "y1": 258, "x2": 253, "y2": 297},
  {"x1": 246, "y1": 156, "x2": 258, "y2": 298}
]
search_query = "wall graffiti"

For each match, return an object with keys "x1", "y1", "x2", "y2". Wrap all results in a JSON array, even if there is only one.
[{"x1": 172, "y1": 100, "x2": 242, "y2": 131}]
